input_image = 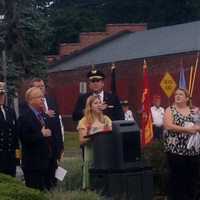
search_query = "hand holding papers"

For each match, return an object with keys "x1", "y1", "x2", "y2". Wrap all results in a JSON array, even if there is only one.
[
  {"x1": 55, "y1": 166, "x2": 67, "y2": 181},
  {"x1": 187, "y1": 133, "x2": 200, "y2": 151},
  {"x1": 185, "y1": 121, "x2": 200, "y2": 151}
]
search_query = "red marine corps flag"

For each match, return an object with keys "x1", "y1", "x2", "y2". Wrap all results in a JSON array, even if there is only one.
[{"x1": 141, "y1": 60, "x2": 153, "y2": 146}]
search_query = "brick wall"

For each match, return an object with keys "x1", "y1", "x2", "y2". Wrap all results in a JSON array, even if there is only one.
[
  {"x1": 79, "y1": 32, "x2": 109, "y2": 48},
  {"x1": 59, "y1": 43, "x2": 81, "y2": 57},
  {"x1": 106, "y1": 23, "x2": 147, "y2": 33}
]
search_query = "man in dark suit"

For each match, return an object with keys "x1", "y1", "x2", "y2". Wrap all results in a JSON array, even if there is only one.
[
  {"x1": 18, "y1": 87, "x2": 52, "y2": 190},
  {"x1": 73, "y1": 69, "x2": 124, "y2": 121},
  {"x1": 30, "y1": 78, "x2": 64, "y2": 188},
  {"x1": 0, "y1": 81, "x2": 18, "y2": 177}
]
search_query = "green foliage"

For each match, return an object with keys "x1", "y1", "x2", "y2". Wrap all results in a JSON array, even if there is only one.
[
  {"x1": 48, "y1": 157, "x2": 105, "y2": 200},
  {"x1": 9, "y1": 0, "x2": 50, "y2": 77},
  {"x1": 47, "y1": 5, "x2": 105, "y2": 54},
  {"x1": 45, "y1": 0, "x2": 200, "y2": 55},
  {"x1": 48, "y1": 190, "x2": 104, "y2": 200},
  {"x1": 0, "y1": 0, "x2": 50, "y2": 96},
  {"x1": 64, "y1": 132, "x2": 79, "y2": 151},
  {"x1": 143, "y1": 140, "x2": 166, "y2": 171},
  {"x1": 0, "y1": 173, "x2": 22, "y2": 184},
  {"x1": 57, "y1": 158, "x2": 83, "y2": 191},
  {"x1": 143, "y1": 140, "x2": 167, "y2": 195},
  {"x1": 0, "y1": 173, "x2": 48, "y2": 200}
]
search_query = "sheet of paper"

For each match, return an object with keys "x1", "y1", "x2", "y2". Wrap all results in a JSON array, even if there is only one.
[{"x1": 55, "y1": 166, "x2": 67, "y2": 181}]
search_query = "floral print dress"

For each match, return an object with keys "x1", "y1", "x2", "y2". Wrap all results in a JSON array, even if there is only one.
[{"x1": 164, "y1": 106, "x2": 200, "y2": 156}]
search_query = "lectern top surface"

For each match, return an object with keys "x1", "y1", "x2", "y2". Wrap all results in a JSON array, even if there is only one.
[{"x1": 84, "y1": 131, "x2": 112, "y2": 138}]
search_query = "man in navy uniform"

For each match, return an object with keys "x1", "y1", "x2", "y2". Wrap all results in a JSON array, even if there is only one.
[
  {"x1": 73, "y1": 69, "x2": 124, "y2": 121},
  {"x1": 0, "y1": 79, "x2": 18, "y2": 176}
]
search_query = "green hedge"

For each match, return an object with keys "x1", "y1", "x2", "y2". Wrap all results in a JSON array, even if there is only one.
[
  {"x1": 0, "y1": 173, "x2": 48, "y2": 200},
  {"x1": 0, "y1": 160, "x2": 104, "y2": 200},
  {"x1": 54, "y1": 158, "x2": 105, "y2": 200},
  {"x1": 57, "y1": 158, "x2": 82, "y2": 191},
  {"x1": 48, "y1": 190, "x2": 104, "y2": 200},
  {"x1": 143, "y1": 140, "x2": 168, "y2": 195}
]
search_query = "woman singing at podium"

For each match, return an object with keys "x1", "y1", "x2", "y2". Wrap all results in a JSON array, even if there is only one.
[{"x1": 77, "y1": 95, "x2": 112, "y2": 190}]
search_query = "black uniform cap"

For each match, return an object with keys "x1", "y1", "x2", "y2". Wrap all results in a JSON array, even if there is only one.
[
  {"x1": 0, "y1": 74, "x2": 5, "y2": 94},
  {"x1": 87, "y1": 69, "x2": 105, "y2": 80},
  {"x1": 0, "y1": 82, "x2": 5, "y2": 94},
  {"x1": 120, "y1": 100, "x2": 129, "y2": 106}
]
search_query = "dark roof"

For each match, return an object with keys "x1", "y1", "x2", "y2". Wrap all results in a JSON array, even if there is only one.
[{"x1": 49, "y1": 21, "x2": 200, "y2": 73}]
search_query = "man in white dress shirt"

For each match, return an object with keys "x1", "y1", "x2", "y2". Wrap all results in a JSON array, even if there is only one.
[
  {"x1": 121, "y1": 100, "x2": 135, "y2": 121},
  {"x1": 150, "y1": 95, "x2": 164, "y2": 139}
]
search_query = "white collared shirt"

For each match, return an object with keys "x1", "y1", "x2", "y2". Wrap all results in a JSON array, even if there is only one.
[
  {"x1": 43, "y1": 98, "x2": 48, "y2": 112},
  {"x1": 124, "y1": 110, "x2": 135, "y2": 121},
  {"x1": 94, "y1": 90, "x2": 104, "y2": 103},
  {"x1": 151, "y1": 106, "x2": 164, "y2": 127},
  {"x1": 0, "y1": 105, "x2": 6, "y2": 120},
  {"x1": 43, "y1": 97, "x2": 65, "y2": 139}
]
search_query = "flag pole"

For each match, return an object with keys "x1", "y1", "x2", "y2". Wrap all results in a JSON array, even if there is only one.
[
  {"x1": 111, "y1": 63, "x2": 117, "y2": 94},
  {"x1": 141, "y1": 59, "x2": 153, "y2": 146},
  {"x1": 190, "y1": 52, "x2": 199, "y2": 97},
  {"x1": 189, "y1": 65, "x2": 193, "y2": 94}
]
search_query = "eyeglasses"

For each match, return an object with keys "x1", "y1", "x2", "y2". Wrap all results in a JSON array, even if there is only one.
[
  {"x1": 90, "y1": 79, "x2": 102, "y2": 83},
  {"x1": 30, "y1": 95, "x2": 44, "y2": 100}
]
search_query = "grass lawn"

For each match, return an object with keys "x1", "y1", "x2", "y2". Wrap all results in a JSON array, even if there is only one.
[{"x1": 64, "y1": 132, "x2": 79, "y2": 150}]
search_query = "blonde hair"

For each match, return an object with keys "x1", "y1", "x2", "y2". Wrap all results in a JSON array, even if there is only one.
[
  {"x1": 25, "y1": 87, "x2": 42, "y2": 102},
  {"x1": 84, "y1": 95, "x2": 104, "y2": 124}
]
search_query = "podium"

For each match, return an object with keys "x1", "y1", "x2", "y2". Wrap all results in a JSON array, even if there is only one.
[
  {"x1": 90, "y1": 120, "x2": 141, "y2": 170},
  {"x1": 90, "y1": 166, "x2": 153, "y2": 200},
  {"x1": 88, "y1": 120, "x2": 153, "y2": 200},
  {"x1": 90, "y1": 131, "x2": 117, "y2": 170}
]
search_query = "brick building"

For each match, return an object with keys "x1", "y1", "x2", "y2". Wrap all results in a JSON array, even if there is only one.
[{"x1": 48, "y1": 21, "x2": 200, "y2": 131}]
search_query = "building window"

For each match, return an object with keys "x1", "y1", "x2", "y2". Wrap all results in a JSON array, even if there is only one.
[{"x1": 80, "y1": 82, "x2": 87, "y2": 94}]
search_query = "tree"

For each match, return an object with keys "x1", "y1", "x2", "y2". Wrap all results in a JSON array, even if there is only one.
[
  {"x1": 47, "y1": 3, "x2": 105, "y2": 54},
  {"x1": 0, "y1": 0, "x2": 51, "y2": 95},
  {"x1": 44, "y1": 0, "x2": 200, "y2": 55}
]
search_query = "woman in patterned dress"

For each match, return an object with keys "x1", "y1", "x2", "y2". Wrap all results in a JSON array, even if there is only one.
[
  {"x1": 77, "y1": 95, "x2": 112, "y2": 190},
  {"x1": 164, "y1": 88, "x2": 200, "y2": 200}
]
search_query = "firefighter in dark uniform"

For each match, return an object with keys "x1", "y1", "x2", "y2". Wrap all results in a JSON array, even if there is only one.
[
  {"x1": 73, "y1": 69, "x2": 124, "y2": 121},
  {"x1": 0, "y1": 81, "x2": 18, "y2": 176}
]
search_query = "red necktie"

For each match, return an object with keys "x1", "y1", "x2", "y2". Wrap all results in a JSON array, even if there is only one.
[{"x1": 37, "y1": 113, "x2": 52, "y2": 155}]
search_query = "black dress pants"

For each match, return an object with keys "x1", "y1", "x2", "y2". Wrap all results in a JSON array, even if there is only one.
[
  {"x1": 46, "y1": 157, "x2": 58, "y2": 189},
  {"x1": 0, "y1": 151, "x2": 16, "y2": 177},
  {"x1": 166, "y1": 153, "x2": 199, "y2": 200},
  {"x1": 23, "y1": 169, "x2": 49, "y2": 191},
  {"x1": 153, "y1": 125, "x2": 163, "y2": 139}
]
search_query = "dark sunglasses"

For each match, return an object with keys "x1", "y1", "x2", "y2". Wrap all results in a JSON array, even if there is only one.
[{"x1": 90, "y1": 79, "x2": 102, "y2": 83}]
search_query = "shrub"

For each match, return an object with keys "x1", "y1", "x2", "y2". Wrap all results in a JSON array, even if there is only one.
[
  {"x1": 0, "y1": 173, "x2": 21, "y2": 184},
  {"x1": 143, "y1": 140, "x2": 168, "y2": 195},
  {"x1": 57, "y1": 157, "x2": 82, "y2": 191},
  {"x1": 54, "y1": 158, "x2": 106, "y2": 199},
  {"x1": 0, "y1": 173, "x2": 48, "y2": 200},
  {"x1": 48, "y1": 190, "x2": 104, "y2": 200}
]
